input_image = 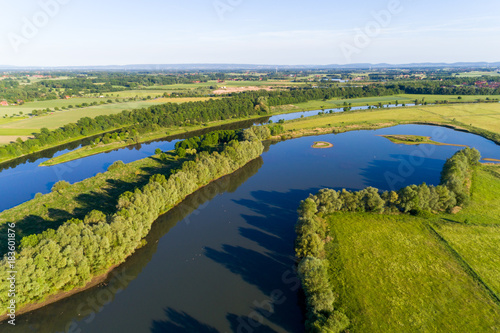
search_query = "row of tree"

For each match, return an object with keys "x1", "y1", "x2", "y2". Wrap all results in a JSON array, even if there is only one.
[
  {"x1": 304, "y1": 148, "x2": 480, "y2": 217},
  {"x1": 295, "y1": 198, "x2": 350, "y2": 332},
  {"x1": 0, "y1": 139, "x2": 264, "y2": 315}
]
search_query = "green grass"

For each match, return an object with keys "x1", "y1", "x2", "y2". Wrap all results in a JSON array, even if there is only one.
[
  {"x1": 456, "y1": 71, "x2": 500, "y2": 77},
  {"x1": 38, "y1": 113, "x2": 261, "y2": 166},
  {"x1": 436, "y1": 166, "x2": 500, "y2": 225},
  {"x1": 271, "y1": 94, "x2": 500, "y2": 114},
  {"x1": 327, "y1": 213, "x2": 500, "y2": 332},
  {"x1": 380, "y1": 134, "x2": 467, "y2": 147},
  {"x1": 435, "y1": 223, "x2": 500, "y2": 298},
  {"x1": 282, "y1": 103, "x2": 500, "y2": 135}
]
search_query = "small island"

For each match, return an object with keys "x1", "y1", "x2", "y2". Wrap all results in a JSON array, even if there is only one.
[
  {"x1": 379, "y1": 134, "x2": 467, "y2": 147},
  {"x1": 312, "y1": 141, "x2": 333, "y2": 149},
  {"x1": 483, "y1": 158, "x2": 500, "y2": 162}
]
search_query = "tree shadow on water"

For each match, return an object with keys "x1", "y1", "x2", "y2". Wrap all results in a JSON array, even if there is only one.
[
  {"x1": 359, "y1": 154, "x2": 447, "y2": 191},
  {"x1": 232, "y1": 188, "x2": 319, "y2": 240},
  {"x1": 150, "y1": 308, "x2": 219, "y2": 333}
]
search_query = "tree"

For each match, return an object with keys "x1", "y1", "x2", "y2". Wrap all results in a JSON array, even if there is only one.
[
  {"x1": 175, "y1": 147, "x2": 186, "y2": 158},
  {"x1": 298, "y1": 198, "x2": 318, "y2": 219}
]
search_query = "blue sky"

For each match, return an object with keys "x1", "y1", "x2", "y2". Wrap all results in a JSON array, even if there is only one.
[{"x1": 1, "y1": 0, "x2": 499, "y2": 66}]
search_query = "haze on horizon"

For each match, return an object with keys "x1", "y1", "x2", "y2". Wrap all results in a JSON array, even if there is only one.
[{"x1": 1, "y1": 0, "x2": 499, "y2": 67}]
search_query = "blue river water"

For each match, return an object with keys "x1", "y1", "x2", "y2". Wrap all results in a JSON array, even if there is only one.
[{"x1": 2, "y1": 124, "x2": 499, "y2": 333}]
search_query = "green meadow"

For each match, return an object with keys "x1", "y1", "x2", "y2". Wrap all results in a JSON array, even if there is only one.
[
  {"x1": 325, "y1": 165, "x2": 500, "y2": 332},
  {"x1": 272, "y1": 94, "x2": 500, "y2": 113}
]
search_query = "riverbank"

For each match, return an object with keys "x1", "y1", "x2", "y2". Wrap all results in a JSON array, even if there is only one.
[
  {"x1": 13, "y1": 101, "x2": 500, "y2": 167},
  {"x1": 0, "y1": 155, "x2": 266, "y2": 322}
]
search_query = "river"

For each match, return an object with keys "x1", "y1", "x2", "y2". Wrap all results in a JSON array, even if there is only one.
[{"x1": 2, "y1": 124, "x2": 499, "y2": 333}]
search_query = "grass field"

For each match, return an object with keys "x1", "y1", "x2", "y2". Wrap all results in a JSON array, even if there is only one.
[
  {"x1": 436, "y1": 223, "x2": 500, "y2": 298},
  {"x1": 327, "y1": 213, "x2": 500, "y2": 332},
  {"x1": 272, "y1": 94, "x2": 500, "y2": 114},
  {"x1": 282, "y1": 103, "x2": 500, "y2": 134},
  {"x1": 0, "y1": 97, "x2": 105, "y2": 117},
  {"x1": 456, "y1": 71, "x2": 500, "y2": 77}
]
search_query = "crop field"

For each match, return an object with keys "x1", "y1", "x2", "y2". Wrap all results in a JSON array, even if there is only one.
[
  {"x1": 327, "y1": 213, "x2": 500, "y2": 332},
  {"x1": 456, "y1": 71, "x2": 500, "y2": 77},
  {"x1": 0, "y1": 97, "x2": 216, "y2": 132},
  {"x1": 0, "y1": 97, "x2": 101, "y2": 117}
]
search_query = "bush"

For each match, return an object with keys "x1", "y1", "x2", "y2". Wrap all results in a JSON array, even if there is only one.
[
  {"x1": 51, "y1": 180, "x2": 70, "y2": 193},
  {"x1": 107, "y1": 160, "x2": 125, "y2": 171}
]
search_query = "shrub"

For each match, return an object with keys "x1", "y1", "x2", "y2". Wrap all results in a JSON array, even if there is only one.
[
  {"x1": 108, "y1": 160, "x2": 125, "y2": 171},
  {"x1": 51, "y1": 180, "x2": 70, "y2": 193}
]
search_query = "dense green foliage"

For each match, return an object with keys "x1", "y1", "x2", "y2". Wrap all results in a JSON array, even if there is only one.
[
  {"x1": 295, "y1": 199, "x2": 350, "y2": 332},
  {"x1": 174, "y1": 130, "x2": 240, "y2": 155},
  {"x1": 392, "y1": 80, "x2": 500, "y2": 95},
  {"x1": 298, "y1": 257, "x2": 350, "y2": 333},
  {"x1": 0, "y1": 139, "x2": 264, "y2": 315}
]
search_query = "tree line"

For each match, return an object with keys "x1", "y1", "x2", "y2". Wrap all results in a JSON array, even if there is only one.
[
  {"x1": 301, "y1": 147, "x2": 479, "y2": 218},
  {"x1": 0, "y1": 138, "x2": 264, "y2": 316},
  {"x1": 294, "y1": 147, "x2": 480, "y2": 333}
]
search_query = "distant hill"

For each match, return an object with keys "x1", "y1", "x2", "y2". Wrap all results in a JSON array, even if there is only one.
[{"x1": 1, "y1": 62, "x2": 499, "y2": 71}]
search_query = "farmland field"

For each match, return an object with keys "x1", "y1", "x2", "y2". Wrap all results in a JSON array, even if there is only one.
[
  {"x1": 0, "y1": 97, "x2": 217, "y2": 133},
  {"x1": 456, "y1": 71, "x2": 500, "y2": 77}
]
